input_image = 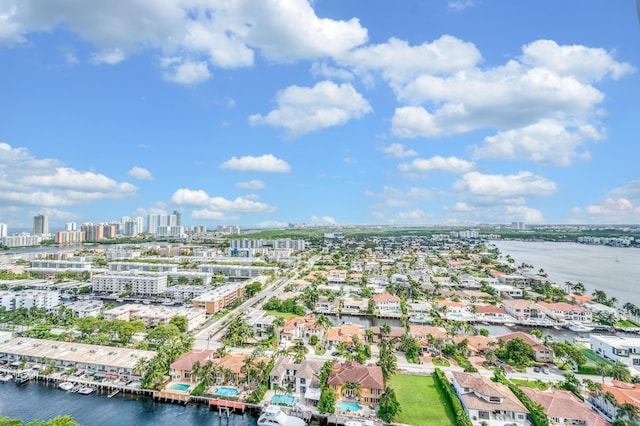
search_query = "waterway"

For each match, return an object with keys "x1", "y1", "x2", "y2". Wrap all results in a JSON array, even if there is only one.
[
  {"x1": 492, "y1": 240, "x2": 640, "y2": 307},
  {"x1": 0, "y1": 381, "x2": 257, "y2": 425}
]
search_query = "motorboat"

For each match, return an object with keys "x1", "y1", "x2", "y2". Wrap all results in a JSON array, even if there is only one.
[
  {"x1": 0, "y1": 374, "x2": 13, "y2": 382},
  {"x1": 257, "y1": 405, "x2": 306, "y2": 426},
  {"x1": 77, "y1": 386, "x2": 95, "y2": 395},
  {"x1": 59, "y1": 381, "x2": 75, "y2": 391},
  {"x1": 567, "y1": 321, "x2": 594, "y2": 332},
  {"x1": 15, "y1": 374, "x2": 30, "y2": 385}
]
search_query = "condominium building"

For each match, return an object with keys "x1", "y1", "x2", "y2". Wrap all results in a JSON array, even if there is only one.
[
  {"x1": 192, "y1": 284, "x2": 245, "y2": 314},
  {"x1": 56, "y1": 230, "x2": 85, "y2": 245},
  {"x1": 228, "y1": 238, "x2": 306, "y2": 251},
  {"x1": 108, "y1": 262, "x2": 178, "y2": 273},
  {"x1": 198, "y1": 264, "x2": 276, "y2": 278},
  {"x1": 1, "y1": 234, "x2": 43, "y2": 247},
  {"x1": 30, "y1": 259, "x2": 92, "y2": 275},
  {"x1": 0, "y1": 223, "x2": 7, "y2": 239},
  {"x1": 33, "y1": 214, "x2": 49, "y2": 236},
  {"x1": 0, "y1": 290, "x2": 60, "y2": 311},
  {"x1": 92, "y1": 272, "x2": 168, "y2": 296},
  {"x1": 104, "y1": 304, "x2": 206, "y2": 331}
]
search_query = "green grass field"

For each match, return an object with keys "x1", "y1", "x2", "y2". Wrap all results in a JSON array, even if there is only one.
[
  {"x1": 389, "y1": 374, "x2": 456, "y2": 426},
  {"x1": 576, "y1": 345, "x2": 615, "y2": 367},
  {"x1": 509, "y1": 378, "x2": 549, "y2": 390}
]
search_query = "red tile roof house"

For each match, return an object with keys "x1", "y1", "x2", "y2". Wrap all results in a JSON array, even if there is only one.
[
  {"x1": 496, "y1": 331, "x2": 554, "y2": 363},
  {"x1": 279, "y1": 314, "x2": 323, "y2": 348},
  {"x1": 588, "y1": 380, "x2": 640, "y2": 423},
  {"x1": 537, "y1": 301, "x2": 593, "y2": 324},
  {"x1": 170, "y1": 349, "x2": 215, "y2": 383},
  {"x1": 522, "y1": 387, "x2": 611, "y2": 426},
  {"x1": 327, "y1": 361, "x2": 385, "y2": 405},
  {"x1": 451, "y1": 371, "x2": 529, "y2": 425},
  {"x1": 372, "y1": 293, "x2": 401, "y2": 315},
  {"x1": 453, "y1": 335, "x2": 497, "y2": 356}
]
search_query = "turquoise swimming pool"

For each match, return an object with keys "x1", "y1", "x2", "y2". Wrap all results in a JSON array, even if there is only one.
[
  {"x1": 213, "y1": 386, "x2": 239, "y2": 396},
  {"x1": 168, "y1": 383, "x2": 190, "y2": 391},
  {"x1": 339, "y1": 401, "x2": 362, "y2": 412},
  {"x1": 271, "y1": 394, "x2": 298, "y2": 406}
]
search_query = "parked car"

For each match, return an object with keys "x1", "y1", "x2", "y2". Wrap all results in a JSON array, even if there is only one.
[
  {"x1": 331, "y1": 351, "x2": 340, "y2": 356},
  {"x1": 541, "y1": 368, "x2": 549, "y2": 374},
  {"x1": 533, "y1": 366, "x2": 540, "y2": 373}
]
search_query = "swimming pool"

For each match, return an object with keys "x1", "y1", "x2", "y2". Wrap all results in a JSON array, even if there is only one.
[
  {"x1": 168, "y1": 383, "x2": 190, "y2": 391},
  {"x1": 271, "y1": 394, "x2": 298, "y2": 406},
  {"x1": 339, "y1": 401, "x2": 362, "y2": 412},
  {"x1": 213, "y1": 386, "x2": 239, "y2": 396}
]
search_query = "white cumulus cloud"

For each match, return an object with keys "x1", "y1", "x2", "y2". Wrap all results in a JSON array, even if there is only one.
[
  {"x1": 249, "y1": 81, "x2": 372, "y2": 136},
  {"x1": 398, "y1": 156, "x2": 475, "y2": 174},
  {"x1": 220, "y1": 154, "x2": 291, "y2": 173},
  {"x1": 453, "y1": 171, "x2": 557, "y2": 199},
  {"x1": 128, "y1": 166, "x2": 154, "y2": 181},
  {"x1": 235, "y1": 179, "x2": 266, "y2": 190},
  {"x1": 381, "y1": 143, "x2": 418, "y2": 158}
]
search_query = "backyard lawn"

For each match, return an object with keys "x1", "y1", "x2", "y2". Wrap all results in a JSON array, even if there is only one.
[{"x1": 389, "y1": 374, "x2": 456, "y2": 426}]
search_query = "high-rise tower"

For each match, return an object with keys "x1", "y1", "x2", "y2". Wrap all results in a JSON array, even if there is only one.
[{"x1": 33, "y1": 214, "x2": 49, "y2": 236}]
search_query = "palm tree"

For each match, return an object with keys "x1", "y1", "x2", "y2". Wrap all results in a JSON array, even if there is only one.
[
  {"x1": 134, "y1": 357, "x2": 150, "y2": 377},
  {"x1": 215, "y1": 346, "x2": 230, "y2": 359},
  {"x1": 617, "y1": 402, "x2": 640, "y2": 422},
  {"x1": 609, "y1": 362, "x2": 632, "y2": 382},
  {"x1": 380, "y1": 322, "x2": 391, "y2": 338},
  {"x1": 595, "y1": 362, "x2": 608, "y2": 384},
  {"x1": 199, "y1": 360, "x2": 217, "y2": 390}
]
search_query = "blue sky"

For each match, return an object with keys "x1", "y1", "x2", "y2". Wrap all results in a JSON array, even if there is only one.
[{"x1": 1, "y1": 0, "x2": 639, "y2": 231}]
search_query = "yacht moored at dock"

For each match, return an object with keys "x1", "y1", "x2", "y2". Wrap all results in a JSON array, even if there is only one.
[{"x1": 257, "y1": 405, "x2": 307, "y2": 426}]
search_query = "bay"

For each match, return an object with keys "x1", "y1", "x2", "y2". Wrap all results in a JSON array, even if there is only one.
[
  {"x1": 0, "y1": 381, "x2": 257, "y2": 426},
  {"x1": 492, "y1": 240, "x2": 640, "y2": 308}
]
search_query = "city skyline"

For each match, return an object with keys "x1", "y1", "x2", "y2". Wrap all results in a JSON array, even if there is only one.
[{"x1": 1, "y1": 1, "x2": 640, "y2": 229}]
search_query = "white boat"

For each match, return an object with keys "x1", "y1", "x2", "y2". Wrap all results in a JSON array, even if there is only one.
[
  {"x1": 567, "y1": 321, "x2": 594, "y2": 332},
  {"x1": 0, "y1": 374, "x2": 13, "y2": 382},
  {"x1": 257, "y1": 405, "x2": 306, "y2": 426},
  {"x1": 77, "y1": 386, "x2": 95, "y2": 395},
  {"x1": 59, "y1": 381, "x2": 75, "y2": 391}
]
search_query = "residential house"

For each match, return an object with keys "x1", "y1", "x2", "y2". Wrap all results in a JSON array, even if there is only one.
[
  {"x1": 214, "y1": 353, "x2": 270, "y2": 385},
  {"x1": 590, "y1": 334, "x2": 640, "y2": 375},
  {"x1": 327, "y1": 324, "x2": 366, "y2": 347},
  {"x1": 316, "y1": 296, "x2": 339, "y2": 314},
  {"x1": 342, "y1": 298, "x2": 368, "y2": 315},
  {"x1": 409, "y1": 325, "x2": 450, "y2": 351},
  {"x1": 279, "y1": 314, "x2": 324, "y2": 347},
  {"x1": 502, "y1": 299, "x2": 556, "y2": 326},
  {"x1": 327, "y1": 361, "x2": 384, "y2": 405},
  {"x1": 538, "y1": 301, "x2": 593, "y2": 324},
  {"x1": 170, "y1": 349, "x2": 215, "y2": 383},
  {"x1": 475, "y1": 305, "x2": 511, "y2": 323},
  {"x1": 451, "y1": 371, "x2": 529, "y2": 425},
  {"x1": 497, "y1": 331, "x2": 554, "y2": 363},
  {"x1": 588, "y1": 381, "x2": 640, "y2": 423},
  {"x1": 328, "y1": 269, "x2": 347, "y2": 283},
  {"x1": 372, "y1": 293, "x2": 401, "y2": 316},
  {"x1": 369, "y1": 325, "x2": 405, "y2": 345},
  {"x1": 522, "y1": 387, "x2": 611, "y2": 426},
  {"x1": 269, "y1": 357, "x2": 324, "y2": 404},
  {"x1": 453, "y1": 335, "x2": 497, "y2": 356}
]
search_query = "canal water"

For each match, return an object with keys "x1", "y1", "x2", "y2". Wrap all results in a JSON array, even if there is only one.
[
  {"x1": 0, "y1": 381, "x2": 257, "y2": 426},
  {"x1": 492, "y1": 240, "x2": 640, "y2": 307}
]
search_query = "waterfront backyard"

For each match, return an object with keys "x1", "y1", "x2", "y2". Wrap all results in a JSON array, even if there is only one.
[{"x1": 389, "y1": 374, "x2": 456, "y2": 426}]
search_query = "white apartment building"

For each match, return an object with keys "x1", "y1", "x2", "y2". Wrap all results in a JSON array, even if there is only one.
[
  {"x1": 0, "y1": 290, "x2": 60, "y2": 311},
  {"x1": 30, "y1": 259, "x2": 92, "y2": 272},
  {"x1": 198, "y1": 264, "x2": 276, "y2": 278},
  {"x1": 63, "y1": 300, "x2": 104, "y2": 318},
  {"x1": 92, "y1": 272, "x2": 168, "y2": 296},
  {"x1": 192, "y1": 284, "x2": 245, "y2": 314},
  {"x1": 104, "y1": 304, "x2": 206, "y2": 332},
  {"x1": 109, "y1": 262, "x2": 178, "y2": 273},
  {"x1": 228, "y1": 238, "x2": 306, "y2": 251},
  {"x1": 2, "y1": 234, "x2": 43, "y2": 247},
  {"x1": 590, "y1": 334, "x2": 640, "y2": 375},
  {"x1": 163, "y1": 284, "x2": 212, "y2": 303}
]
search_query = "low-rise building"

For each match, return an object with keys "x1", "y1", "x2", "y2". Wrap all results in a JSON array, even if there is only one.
[
  {"x1": 92, "y1": 272, "x2": 168, "y2": 297},
  {"x1": 0, "y1": 337, "x2": 154, "y2": 380},
  {"x1": 104, "y1": 304, "x2": 206, "y2": 332},
  {"x1": 109, "y1": 262, "x2": 179, "y2": 273},
  {"x1": 372, "y1": 293, "x2": 401, "y2": 315},
  {"x1": 191, "y1": 284, "x2": 245, "y2": 314},
  {"x1": 327, "y1": 324, "x2": 366, "y2": 347},
  {"x1": 538, "y1": 301, "x2": 592, "y2": 324},
  {"x1": 588, "y1": 381, "x2": 640, "y2": 423},
  {"x1": 63, "y1": 299, "x2": 104, "y2": 318},
  {"x1": 170, "y1": 349, "x2": 215, "y2": 383}
]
